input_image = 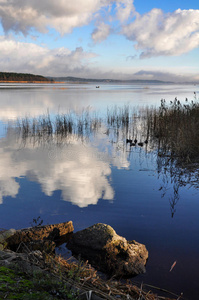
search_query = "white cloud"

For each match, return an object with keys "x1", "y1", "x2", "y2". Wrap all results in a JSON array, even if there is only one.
[
  {"x1": 0, "y1": 35, "x2": 197, "y2": 81},
  {"x1": 92, "y1": 23, "x2": 111, "y2": 43},
  {"x1": 122, "y1": 8, "x2": 199, "y2": 57},
  {"x1": 116, "y1": 0, "x2": 135, "y2": 23},
  {"x1": 0, "y1": 36, "x2": 97, "y2": 76},
  {"x1": 91, "y1": 0, "x2": 135, "y2": 43},
  {"x1": 0, "y1": 0, "x2": 117, "y2": 35},
  {"x1": 0, "y1": 0, "x2": 135, "y2": 43},
  {"x1": 0, "y1": 1, "x2": 199, "y2": 61}
]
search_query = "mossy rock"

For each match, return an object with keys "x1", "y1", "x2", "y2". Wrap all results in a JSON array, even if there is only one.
[
  {"x1": 67, "y1": 223, "x2": 148, "y2": 277},
  {"x1": 67, "y1": 223, "x2": 126, "y2": 250}
]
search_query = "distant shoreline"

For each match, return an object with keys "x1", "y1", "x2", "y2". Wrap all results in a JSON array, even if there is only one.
[{"x1": 0, "y1": 80, "x2": 63, "y2": 84}]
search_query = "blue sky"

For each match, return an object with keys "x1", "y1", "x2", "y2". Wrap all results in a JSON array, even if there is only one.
[{"x1": 0, "y1": 0, "x2": 198, "y2": 82}]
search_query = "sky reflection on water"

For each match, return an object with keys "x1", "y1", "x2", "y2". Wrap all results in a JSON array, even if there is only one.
[{"x1": 0, "y1": 82, "x2": 198, "y2": 121}]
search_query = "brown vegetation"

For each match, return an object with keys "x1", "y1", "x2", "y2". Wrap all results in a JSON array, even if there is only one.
[{"x1": 147, "y1": 98, "x2": 199, "y2": 163}]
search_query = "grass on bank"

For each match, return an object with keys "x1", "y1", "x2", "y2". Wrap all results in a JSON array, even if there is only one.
[
  {"x1": 0, "y1": 247, "x2": 181, "y2": 300},
  {"x1": 0, "y1": 265, "x2": 77, "y2": 300}
]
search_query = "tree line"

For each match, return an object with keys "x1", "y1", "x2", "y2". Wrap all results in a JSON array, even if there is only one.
[{"x1": 0, "y1": 72, "x2": 52, "y2": 82}]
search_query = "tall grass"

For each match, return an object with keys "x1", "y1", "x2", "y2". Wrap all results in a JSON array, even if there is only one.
[
  {"x1": 107, "y1": 105, "x2": 130, "y2": 128},
  {"x1": 12, "y1": 99, "x2": 199, "y2": 164},
  {"x1": 147, "y1": 98, "x2": 199, "y2": 163},
  {"x1": 106, "y1": 105, "x2": 150, "y2": 142},
  {"x1": 15, "y1": 109, "x2": 102, "y2": 141}
]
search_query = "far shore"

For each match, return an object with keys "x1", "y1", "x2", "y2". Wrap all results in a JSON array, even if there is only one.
[{"x1": 0, "y1": 80, "x2": 65, "y2": 84}]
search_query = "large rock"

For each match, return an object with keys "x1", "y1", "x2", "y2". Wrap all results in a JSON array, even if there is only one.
[
  {"x1": 67, "y1": 223, "x2": 148, "y2": 277},
  {"x1": 4, "y1": 221, "x2": 74, "y2": 251}
]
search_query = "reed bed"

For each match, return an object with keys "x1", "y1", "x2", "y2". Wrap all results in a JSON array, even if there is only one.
[
  {"x1": 107, "y1": 105, "x2": 130, "y2": 128},
  {"x1": 12, "y1": 98, "x2": 199, "y2": 166},
  {"x1": 147, "y1": 98, "x2": 199, "y2": 163},
  {"x1": 106, "y1": 105, "x2": 149, "y2": 142},
  {"x1": 15, "y1": 109, "x2": 102, "y2": 141}
]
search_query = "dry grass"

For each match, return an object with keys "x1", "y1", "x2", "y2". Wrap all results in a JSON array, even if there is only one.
[
  {"x1": 48, "y1": 253, "x2": 180, "y2": 300},
  {"x1": 147, "y1": 98, "x2": 199, "y2": 163},
  {"x1": 14, "y1": 241, "x2": 180, "y2": 299}
]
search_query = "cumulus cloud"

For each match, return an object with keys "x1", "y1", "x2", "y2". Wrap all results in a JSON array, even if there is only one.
[
  {"x1": 92, "y1": 23, "x2": 111, "y2": 43},
  {"x1": 0, "y1": 36, "x2": 97, "y2": 76},
  {"x1": 0, "y1": 1, "x2": 199, "y2": 59},
  {"x1": 0, "y1": 0, "x2": 136, "y2": 44},
  {"x1": 0, "y1": 0, "x2": 134, "y2": 36},
  {"x1": 0, "y1": 34, "x2": 197, "y2": 81},
  {"x1": 116, "y1": 0, "x2": 135, "y2": 23},
  {"x1": 91, "y1": 0, "x2": 135, "y2": 43},
  {"x1": 0, "y1": 0, "x2": 110, "y2": 35},
  {"x1": 122, "y1": 8, "x2": 199, "y2": 57}
]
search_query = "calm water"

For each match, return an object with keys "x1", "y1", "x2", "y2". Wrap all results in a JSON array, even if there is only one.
[{"x1": 0, "y1": 82, "x2": 199, "y2": 299}]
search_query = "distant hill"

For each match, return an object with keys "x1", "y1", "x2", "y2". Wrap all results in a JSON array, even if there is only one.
[
  {"x1": 48, "y1": 76, "x2": 173, "y2": 84},
  {"x1": 0, "y1": 72, "x2": 52, "y2": 83}
]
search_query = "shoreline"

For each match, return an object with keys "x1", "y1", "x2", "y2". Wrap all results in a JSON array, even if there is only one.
[
  {"x1": 0, "y1": 224, "x2": 181, "y2": 300},
  {"x1": 0, "y1": 80, "x2": 64, "y2": 84}
]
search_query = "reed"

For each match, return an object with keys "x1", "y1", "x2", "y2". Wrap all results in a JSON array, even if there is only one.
[
  {"x1": 11, "y1": 99, "x2": 199, "y2": 165},
  {"x1": 106, "y1": 105, "x2": 150, "y2": 143},
  {"x1": 15, "y1": 109, "x2": 102, "y2": 141},
  {"x1": 107, "y1": 105, "x2": 130, "y2": 128},
  {"x1": 147, "y1": 98, "x2": 199, "y2": 163}
]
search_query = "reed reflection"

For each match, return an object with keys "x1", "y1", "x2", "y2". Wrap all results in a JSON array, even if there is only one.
[{"x1": 157, "y1": 154, "x2": 199, "y2": 217}]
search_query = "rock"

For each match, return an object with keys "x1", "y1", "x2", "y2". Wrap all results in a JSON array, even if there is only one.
[
  {"x1": 67, "y1": 223, "x2": 148, "y2": 277},
  {"x1": 0, "y1": 249, "x2": 46, "y2": 274},
  {"x1": 0, "y1": 229, "x2": 16, "y2": 250},
  {"x1": 5, "y1": 221, "x2": 74, "y2": 251}
]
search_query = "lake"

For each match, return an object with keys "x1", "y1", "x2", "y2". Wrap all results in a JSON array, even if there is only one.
[{"x1": 0, "y1": 82, "x2": 198, "y2": 299}]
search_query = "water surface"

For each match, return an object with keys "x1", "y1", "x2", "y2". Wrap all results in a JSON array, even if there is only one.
[{"x1": 0, "y1": 82, "x2": 198, "y2": 299}]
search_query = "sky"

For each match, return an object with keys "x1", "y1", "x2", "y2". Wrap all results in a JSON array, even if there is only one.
[{"x1": 0, "y1": 0, "x2": 199, "y2": 82}]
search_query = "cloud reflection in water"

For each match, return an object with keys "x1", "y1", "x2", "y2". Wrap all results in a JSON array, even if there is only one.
[{"x1": 0, "y1": 129, "x2": 130, "y2": 207}]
